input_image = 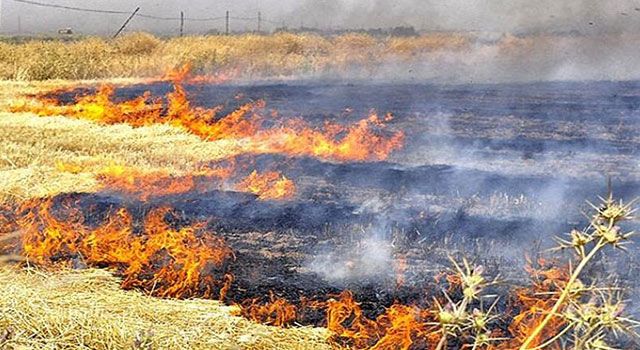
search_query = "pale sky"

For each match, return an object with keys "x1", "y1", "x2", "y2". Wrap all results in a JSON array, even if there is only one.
[{"x1": 3, "y1": 0, "x2": 640, "y2": 35}]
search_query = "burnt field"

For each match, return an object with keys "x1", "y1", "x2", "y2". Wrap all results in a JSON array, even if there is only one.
[
  {"x1": 4, "y1": 77, "x2": 640, "y2": 348},
  {"x1": 48, "y1": 81, "x2": 640, "y2": 293}
]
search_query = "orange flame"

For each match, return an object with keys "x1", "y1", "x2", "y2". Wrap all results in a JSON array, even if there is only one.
[
  {"x1": 10, "y1": 74, "x2": 404, "y2": 163},
  {"x1": 96, "y1": 164, "x2": 235, "y2": 201},
  {"x1": 496, "y1": 259, "x2": 569, "y2": 349},
  {"x1": 235, "y1": 170, "x2": 296, "y2": 200},
  {"x1": 313, "y1": 290, "x2": 433, "y2": 350},
  {"x1": 240, "y1": 292, "x2": 298, "y2": 327},
  {"x1": 15, "y1": 198, "x2": 234, "y2": 299},
  {"x1": 54, "y1": 162, "x2": 299, "y2": 202}
]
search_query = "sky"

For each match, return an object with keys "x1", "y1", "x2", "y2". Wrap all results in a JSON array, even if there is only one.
[{"x1": 2, "y1": 0, "x2": 640, "y2": 35}]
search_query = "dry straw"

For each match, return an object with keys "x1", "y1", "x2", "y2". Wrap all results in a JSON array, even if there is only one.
[{"x1": 0, "y1": 266, "x2": 332, "y2": 350}]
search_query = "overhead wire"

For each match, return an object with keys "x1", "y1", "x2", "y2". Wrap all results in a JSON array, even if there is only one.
[{"x1": 11, "y1": 0, "x2": 272, "y2": 24}]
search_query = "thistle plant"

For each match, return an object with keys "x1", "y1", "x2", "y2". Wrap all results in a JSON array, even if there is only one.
[
  {"x1": 566, "y1": 291, "x2": 640, "y2": 349},
  {"x1": 519, "y1": 193, "x2": 637, "y2": 349},
  {"x1": 433, "y1": 257, "x2": 503, "y2": 350}
]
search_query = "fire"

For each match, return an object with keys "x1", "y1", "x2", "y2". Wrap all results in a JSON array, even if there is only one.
[
  {"x1": 97, "y1": 165, "x2": 295, "y2": 201},
  {"x1": 10, "y1": 71, "x2": 404, "y2": 163},
  {"x1": 311, "y1": 290, "x2": 433, "y2": 350},
  {"x1": 243, "y1": 113, "x2": 404, "y2": 162},
  {"x1": 240, "y1": 292, "x2": 298, "y2": 327},
  {"x1": 10, "y1": 83, "x2": 262, "y2": 140},
  {"x1": 54, "y1": 161, "x2": 298, "y2": 202},
  {"x1": 12, "y1": 198, "x2": 234, "y2": 299},
  {"x1": 236, "y1": 170, "x2": 296, "y2": 200},
  {"x1": 96, "y1": 164, "x2": 234, "y2": 201},
  {"x1": 2, "y1": 195, "x2": 611, "y2": 350},
  {"x1": 497, "y1": 260, "x2": 570, "y2": 350}
]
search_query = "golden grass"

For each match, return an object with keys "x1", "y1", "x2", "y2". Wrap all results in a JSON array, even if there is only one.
[
  {"x1": 0, "y1": 32, "x2": 472, "y2": 80},
  {"x1": 0, "y1": 79, "x2": 255, "y2": 202},
  {"x1": 0, "y1": 266, "x2": 332, "y2": 350},
  {"x1": 0, "y1": 112, "x2": 249, "y2": 202}
]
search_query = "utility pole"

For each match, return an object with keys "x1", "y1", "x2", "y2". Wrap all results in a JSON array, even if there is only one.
[
  {"x1": 257, "y1": 11, "x2": 261, "y2": 32},
  {"x1": 225, "y1": 10, "x2": 229, "y2": 35},
  {"x1": 180, "y1": 11, "x2": 184, "y2": 37},
  {"x1": 113, "y1": 7, "x2": 140, "y2": 39}
]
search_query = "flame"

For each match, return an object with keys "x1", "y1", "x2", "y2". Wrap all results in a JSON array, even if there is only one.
[
  {"x1": 10, "y1": 72, "x2": 404, "y2": 163},
  {"x1": 497, "y1": 259, "x2": 570, "y2": 349},
  {"x1": 54, "y1": 161, "x2": 299, "y2": 202},
  {"x1": 96, "y1": 164, "x2": 235, "y2": 201},
  {"x1": 3, "y1": 197, "x2": 585, "y2": 350},
  {"x1": 240, "y1": 292, "x2": 298, "y2": 327},
  {"x1": 14, "y1": 198, "x2": 234, "y2": 299},
  {"x1": 308, "y1": 290, "x2": 434, "y2": 350},
  {"x1": 97, "y1": 165, "x2": 296, "y2": 201},
  {"x1": 236, "y1": 170, "x2": 296, "y2": 200}
]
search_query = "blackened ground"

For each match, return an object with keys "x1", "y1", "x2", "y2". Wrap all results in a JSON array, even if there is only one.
[{"x1": 44, "y1": 80, "x2": 640, "y2": 328}]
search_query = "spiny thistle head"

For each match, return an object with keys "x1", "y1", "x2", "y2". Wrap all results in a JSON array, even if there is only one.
[
  {"x1": 555, "y1": 229, "x2": 593, "y2": 258},
  {"x1": 436, "y1": 298, "x2": 467, "y2": 327},
  {"x1": 449, "y1": 257, "x2": 490, "y2": 300},
  {"x1": 584, "y1": 195, "x2": 636, "y2": 250},
  {"x1": 591, "y1": 195, "x2": 636, "y2": 224},
  {"x1": 572, "y1": 229, "x2": 593, "y2": 246},
  {"x1": 592, "y1": 223, "x2": 634, "y2": 249},
  {"x1": 470, "y1": 308, "x2": 488, "y2": 331},
  {"x1": 565, "y1": 290, "x2": 639, "y2": 347},
  {"x1": 438, "y1": 309, "x2": 460, "y2": 325}
]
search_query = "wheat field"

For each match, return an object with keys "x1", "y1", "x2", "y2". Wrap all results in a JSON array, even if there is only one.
[{"x1": 0, "y1": 32, "x2": 470, "y2": 80}]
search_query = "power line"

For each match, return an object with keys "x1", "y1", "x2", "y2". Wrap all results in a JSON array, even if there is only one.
[
  {"x1": 12, "y1": 0, "x2": 129, "y2": 14},
  {"x1": 136, "y1": 14, "x2": 226, "y2": 22},
  {"x1": 231, "y1": 16, "x2": 258, "y2": 21},
  {"x1": 11, "y1": 0, "x2": 259, "y2": 23}
]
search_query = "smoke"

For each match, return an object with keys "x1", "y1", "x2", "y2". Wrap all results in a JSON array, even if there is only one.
[
  {"x1": 308, "y1": 237, "x2": 395, "y2": 284},
  {"x1": 5, "y1": 0, "x2": 640, "y2": 34},
  {"x1": 288, "y1": 0, "x2": 640, "y2": 33}
]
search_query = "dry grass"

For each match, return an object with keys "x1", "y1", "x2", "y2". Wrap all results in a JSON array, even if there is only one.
[
  {"x1": 0, "y1": 79, "x2": 248, "y2": 202},
  {"x1": 0, "y1": 111, "x2": 251, "y2": 202},
  {"x1": 0, "y1": 266, "x2": 332, "y2": 350},
  {"x1": 0, "y1": 111, "x2": 257, "y2": 202},
  {"x1": 0, "y1": 32, "x2": 472, "y2": 80}
]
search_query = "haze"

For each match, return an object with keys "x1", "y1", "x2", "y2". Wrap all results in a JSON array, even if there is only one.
[{"x1": 3, "y1": 0, "x2": 640, "y2": 35}]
